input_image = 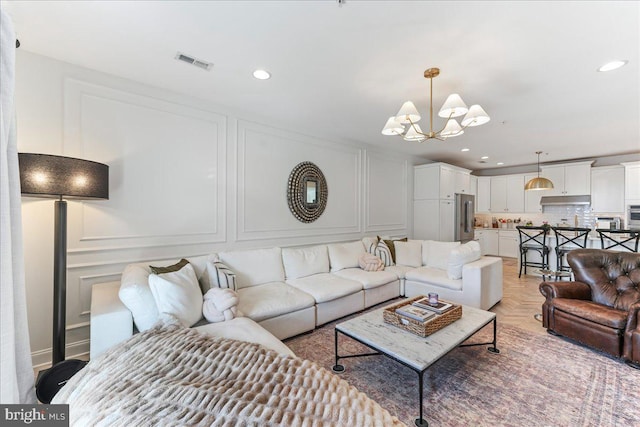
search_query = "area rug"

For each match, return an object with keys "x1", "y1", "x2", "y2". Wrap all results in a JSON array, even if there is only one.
[{"x1": 285, "y1": 315, "x2": 640, "y2": 427}]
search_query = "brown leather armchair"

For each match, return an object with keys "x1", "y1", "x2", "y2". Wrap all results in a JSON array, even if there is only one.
[{"x1": 539, "y1": 249, "x2": 640, "y2": 368}]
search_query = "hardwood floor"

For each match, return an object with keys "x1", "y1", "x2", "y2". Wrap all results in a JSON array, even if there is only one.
[{"x1": 489, "y1": 256, "x2": 548, "y2": 335}]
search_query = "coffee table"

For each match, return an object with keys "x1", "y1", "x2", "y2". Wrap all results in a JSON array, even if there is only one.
[{"x1": 332, "y1": 303, "x2": 499, "y2": 427}]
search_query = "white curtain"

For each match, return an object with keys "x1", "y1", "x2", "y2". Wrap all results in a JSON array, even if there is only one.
[{"x1": 0, "y1": 9, "x2": 36, "y2": 404}]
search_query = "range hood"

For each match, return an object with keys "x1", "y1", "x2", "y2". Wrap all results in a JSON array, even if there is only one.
[{"x1": 540, "y1": 195, "x2": 591, "y2": 206}]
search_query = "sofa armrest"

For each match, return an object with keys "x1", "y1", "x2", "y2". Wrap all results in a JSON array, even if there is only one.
[
  {"x1": 461, "y1": 256, "x2": 503, "y2": 310},
  {"x1": 539, "y1": 281, "x2": 591, "y2": 301},
  {"x1": 626, "y1": 301, "x2": 640, "y2": 332},
  {"x1": 90, "y1": 281, "x2": 134, "y2": 360}
]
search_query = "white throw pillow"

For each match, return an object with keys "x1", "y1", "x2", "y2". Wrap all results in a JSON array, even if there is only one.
[
  {"x1": 282, "y1": 245, "x2": 330, "y2": 279},
  {"x1": 148, "y1": 263, "x2": 203, "y2": 327},
  {"x1": 362, "y1": 236, "x2": 379, "y2": 251},
  {"x1": 394, "y1": 240, "x2": 422, "y2": 268},
  {"x1": 367, "y1": 239, "x2": 394, "y2": 267},
  {"x1": 119, "y1": 264, "x2": 160, "y2": 332},
  {"x1": 447, "y1": 241, "x2": 482, "y2": 279},
  {"x1": 426, "y1": 241, "x2": 462, "y2": 271},
  {"x1": 327, "y1": 241, "x2": 366, "y2": 272}
]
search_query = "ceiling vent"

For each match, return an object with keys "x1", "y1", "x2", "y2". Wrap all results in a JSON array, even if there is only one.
[{"x1": 175, "y1": 52, "x2": 213, "y2": 71}]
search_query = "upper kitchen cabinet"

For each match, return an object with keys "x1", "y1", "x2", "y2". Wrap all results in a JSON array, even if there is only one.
[
  {"x1": 622, "y1": 161, "x2": 640, "y2": 201},
  {"x1": 540, "y1": 162, "x2": 592, "y2": 196},
  {"x1": 469, "y1": 175, "x2": 478, "y2": 197},
  {"x1": 591, "y1": 165, "x2": 625, "y2": 213},
  {"x1": 414, "y1": 163, "x2": 471, "y2": 200},
  {"x1": 490, "y1": 175, "x2": 524, "y2": 213},
  {"x1": 476, "y1": 177, "x2": 491, "y2": 213}
]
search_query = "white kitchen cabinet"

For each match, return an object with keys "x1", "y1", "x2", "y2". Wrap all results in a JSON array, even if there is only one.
[
  {"x1": 490, "y1": 175, "x2": 524, "y2": 213},
  {"x1": 524, "y1": 173, "x2": 544, "y2": 213},
  {"x1": 469, "y1": 175, "x2": 477, "y2": 197},
  {"x1": 475, "y1": 228, "x2": 499, "y2": 256},
  {"x1": 414, "y1": 163, "x2": 471, "y2": 200},
  {"x1": 439, "y1": 199, "x2": 455, "y2": 241},
  {"x1": 498, "y1": 230, "x2": 519, "y2": 258},
  {"x1": 477, "y1": 177, "x2": 491, "y2": 213},
  {"x1": 454, "y1": 170, "x2": 470, "y2": 194},
  {"x1": 413, "y1": 199, "x2": 454, "y2": 241},
  {"x1": 622, "y1": 161, "x2": 640, "y2": 201},
  {"x1": 540, "y1": 162, "x2": 592, "y2": 196},
  {"x1": 591, "y1": 166, "x2": 625, "y2": 213}
]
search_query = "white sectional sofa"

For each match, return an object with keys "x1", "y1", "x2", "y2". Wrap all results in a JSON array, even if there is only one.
[{"x1": 90, "y1": 238, "x2": 502, "y2": 359}]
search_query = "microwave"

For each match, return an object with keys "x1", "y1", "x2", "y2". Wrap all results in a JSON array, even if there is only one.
[{"x1": 629, "y1": 205, "x2": 640, "y2": 228}]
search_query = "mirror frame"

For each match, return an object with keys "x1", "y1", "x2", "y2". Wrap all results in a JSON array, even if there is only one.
[{"x1": 287, "y1": 161, "x2": 328, "y2": 223}]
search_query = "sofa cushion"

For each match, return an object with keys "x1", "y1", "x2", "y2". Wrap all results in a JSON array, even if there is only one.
[
  {"x1": 552, "y1": 298, "x2": 628, "y2": 329},
  {"x1": 406, "y1": 266, "x2": 463, "y2": 291},
  {"x1": 218, "y1": 247, "x2": 285, "y2": 289},
  {"x1": 448, "y1": 241, "x2": 481, "y2": 279},
  {"x1": 384, "y1": 265, "x2": 414, "y2": 280},
  {"x1": 327, "y1": 241, "x2": 366, "y2": 272},
  {"x1": 426, "y1": 241, "x2": 461, "y2": 270},
  {"x1": 282, "y1": 245, "x2": 330, "y2": 279},
  {"x1": 333, "y1": 268, "x2": 398, "y2": 290},
  {"x1": 394, "y1": 240, "x2": 422, "y2": 268},
  {"x1": 148, "y1": 263, "x2": 203, "y2": 327},
  {"x1": 287, "y1": 273, "x2": 362, "y2": 303},
  {"x1": 236, "y1": 282, "x2": 315, "y2": 322}
]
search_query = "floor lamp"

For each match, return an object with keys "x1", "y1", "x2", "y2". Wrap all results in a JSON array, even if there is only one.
[{"x1": 18, "y1": 153, "x2": 108, "y2": 400}]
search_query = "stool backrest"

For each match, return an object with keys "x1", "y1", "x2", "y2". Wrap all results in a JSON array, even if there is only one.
[
  {"x1": 516, "y1": 225, "x2": 549, "y2": 247},
  {"x1": 596, "y1": 229, "x2": 640, "y2": 252},
  {"x1": 552, "y1": 227, "x2": 591, "y2": 250}
]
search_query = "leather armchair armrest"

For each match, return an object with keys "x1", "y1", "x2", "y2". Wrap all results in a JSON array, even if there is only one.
[
  {"x1": 625, "y1": 301, "x2": 640, "y2": 332},
  {"x1": 539, "y1": 280, "x2": 591, "y2": 301}
]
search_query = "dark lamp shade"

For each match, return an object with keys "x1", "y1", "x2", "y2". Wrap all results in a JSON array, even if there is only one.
[{"x1": 18, "y1": 153, "x2": 109, "y2": 200}]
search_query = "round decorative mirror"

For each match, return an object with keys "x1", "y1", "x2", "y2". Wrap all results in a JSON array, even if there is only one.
[{"x1": 287, "y1": 161, "x2": 328, "y2": 223}]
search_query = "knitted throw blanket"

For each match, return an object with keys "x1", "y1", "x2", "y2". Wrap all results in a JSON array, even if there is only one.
[{"x1": 53, "y1": 323, "x2": 406, "y2": 427}]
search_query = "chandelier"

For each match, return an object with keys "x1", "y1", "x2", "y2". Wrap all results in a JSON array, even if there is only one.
[{"x1": 381, "y1": 67, "x2": 490, "y2": 141}]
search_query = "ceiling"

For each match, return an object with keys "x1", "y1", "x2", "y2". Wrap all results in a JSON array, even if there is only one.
[{"x1": 4, "y1": 1, "x2": 640, "y2": 170}]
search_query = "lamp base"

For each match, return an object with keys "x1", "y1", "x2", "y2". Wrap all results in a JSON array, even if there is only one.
[{"x1": 35, "y1": 359, "x2": 87, "y2": 403}]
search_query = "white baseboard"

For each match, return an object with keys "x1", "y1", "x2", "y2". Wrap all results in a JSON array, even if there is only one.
[{"x1": 31, "y1": 339, "x2": 90, "y2": 371}]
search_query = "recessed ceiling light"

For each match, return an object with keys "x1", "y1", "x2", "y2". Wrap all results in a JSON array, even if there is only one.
[
  {"x1": 597, "y1": 60, "x2": 628, "y2": 72},
  {"x1": 461, "y1": 148, "x2": 470, "y2": 152},
  {"x1": 253, "y1": 69, "x2": 271, "y2": 80},
  {"x1": 481, "y1": 156, "x2": 489, "y2": 160},
  {"x1": 497, "y1": 162, "x2": 504, "y2": 166}
]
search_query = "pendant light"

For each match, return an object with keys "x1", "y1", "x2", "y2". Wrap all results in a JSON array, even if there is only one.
[{"x1": 524, "y1": 151, "x2": 554, "y2": 191}]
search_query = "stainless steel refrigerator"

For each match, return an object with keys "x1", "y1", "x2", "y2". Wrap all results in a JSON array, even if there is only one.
[{"x1": 454, "y1": 193, "x2": 475, "y2": 242}]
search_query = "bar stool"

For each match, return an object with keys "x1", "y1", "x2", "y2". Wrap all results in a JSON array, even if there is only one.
[
  {"x1": 596, "y1": 229, "x2": 640, "y2": 252},
  {"x1": 516, "y1": 225, "x2": 550, "y2": 278},
  {"x1": 552, "y1": 227, "x2": 591, "y2": 273}
]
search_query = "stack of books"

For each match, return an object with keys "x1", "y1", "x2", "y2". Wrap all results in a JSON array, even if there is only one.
[
  {"x1": 411, "y1": 297, "x2": 454, "y2": 314},
  {"x1": 395, "y1": 305, "x2": 436, "y2": 322}
]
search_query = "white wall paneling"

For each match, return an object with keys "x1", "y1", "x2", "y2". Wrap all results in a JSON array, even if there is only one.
[
  {"x1": 364, "y1": 151, "x2": 408, "y2": 233},
  {"x1": 236, "y1": 120, "x2": 362, "y2": 241},
  {"x1": 63, "y1": 79, "x2": 227, "y2": 249}
]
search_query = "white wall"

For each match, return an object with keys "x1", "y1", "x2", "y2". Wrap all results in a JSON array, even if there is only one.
[{"x1": 15, "y1": 51, "x2": 419, "y2": 367}]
